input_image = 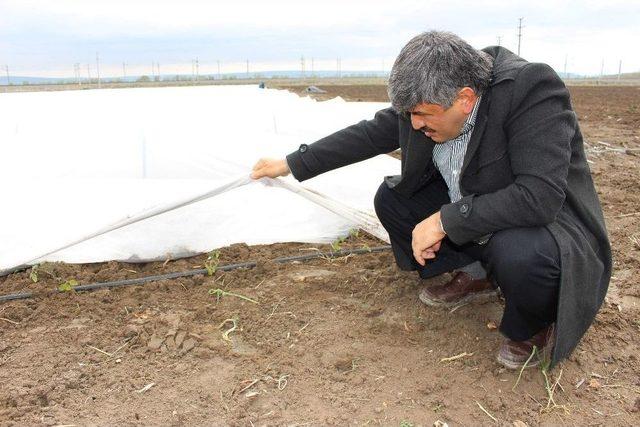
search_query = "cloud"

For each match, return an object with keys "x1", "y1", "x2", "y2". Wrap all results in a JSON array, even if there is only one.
[{"x1": 1, "y1": 0, "x2": 638, "y2": 76}]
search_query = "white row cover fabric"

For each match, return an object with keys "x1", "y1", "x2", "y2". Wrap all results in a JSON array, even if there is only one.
[{"x1": 0, "y1": 85, "x2": 398, "y2": 273}]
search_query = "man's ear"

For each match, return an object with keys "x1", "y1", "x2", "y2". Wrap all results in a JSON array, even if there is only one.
[{"x1": 457, "y1": 87, "x2": 477, "y2": 114}]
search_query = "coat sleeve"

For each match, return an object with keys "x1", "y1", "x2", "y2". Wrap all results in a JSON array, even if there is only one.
[
  {"x1": 440, "y1": 63, "x2": 575, "y2": 245},
  {"x1": 286, "y1": 107, "x2": 400, "y2": 182}
]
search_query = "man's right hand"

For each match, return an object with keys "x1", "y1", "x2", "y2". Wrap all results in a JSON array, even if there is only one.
[{"x1": 250, "y1": 158, "x2": 291, "y2": 180}]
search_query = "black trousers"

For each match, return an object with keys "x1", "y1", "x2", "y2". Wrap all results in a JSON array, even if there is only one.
[{"x1": 374, "y1": 177, "x2": 560, "y2": 341}]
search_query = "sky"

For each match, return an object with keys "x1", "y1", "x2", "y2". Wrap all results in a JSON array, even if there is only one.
[{"x1": 1, "y1": 0, "x2": 639, "y2": 78}]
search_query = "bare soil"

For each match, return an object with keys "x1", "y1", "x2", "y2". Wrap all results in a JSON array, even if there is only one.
[{"x1": 1, "y1": 85, "x2": 639, "y2": 426}]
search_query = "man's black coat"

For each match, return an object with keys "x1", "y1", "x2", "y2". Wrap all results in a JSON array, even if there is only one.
[{"x1": 286, "y1": 46, "x2": 612, "y2": 365}]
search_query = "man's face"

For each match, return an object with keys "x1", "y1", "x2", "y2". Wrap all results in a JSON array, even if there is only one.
[{"x1": 408, "y1": 88, "x2": 477, "y2": 143}]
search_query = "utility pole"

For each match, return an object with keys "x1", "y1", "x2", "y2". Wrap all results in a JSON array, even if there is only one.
[
  {"x1": 311, "y1": 57, "x2": 315, "y2": 76},
  {"x1": 191, "y1": 60, "x2": 195, "y2": 81},
  {"x1": 517, "y1": 17, "x2": 524, "y2": 56},
  {"x1": 87, "y1": 63, "x2": 91, "y2": 83},
  {"x1": 217, "y1": 60, "x2": 221, "y2": 80},
  {"x1": 563, "y1": 54, "x2": 568, "y2": 78},
  {"x1": 74, "y1": 63, "x2": 80, "y2": 85},
  {"x1": 96, "y1": 52, "x2": 101, "y2": 88},
  {"x1": 122, "y1": 62, "x2": 127, "y2": 81},
  {"x1": 246, "y1": 59, "x2": 249, "y2": 77},
  {"x1": 618, "y1": 60, "x2": 622, "y2": 80},
  {"x1": 337, "y1": 57, "x2": 341, "y2": 78},
  {"x1": 5, "y1": 65, "x2": 10, "y2": 85},
  {"x1": 195, "y1": 57, "x2": 199, "y2": 81},
  {"x1": 157, "y1": 62, "x2": 160, "y2": 81},
  {"x1": 600, "y1": 58, "x2": 604, "y2": 79},
  {"x1": 300, "y1": 55, "x2": 305, "y2": 78},
  {"x1": 497, "y1": 36, "x2": 502, "y2": 46}
]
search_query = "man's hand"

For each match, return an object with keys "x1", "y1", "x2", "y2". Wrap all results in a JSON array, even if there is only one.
[
  {"x1": 412, "y1": 211, "x2": 446, "y2": 266},
  {"x1": 250, "y1": 158, "x2": 291, "y2": 179}
]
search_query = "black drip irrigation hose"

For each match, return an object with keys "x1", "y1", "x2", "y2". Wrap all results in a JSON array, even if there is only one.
[{"x1": 0, "y1": 245, "x2": 392, "y2": 303}]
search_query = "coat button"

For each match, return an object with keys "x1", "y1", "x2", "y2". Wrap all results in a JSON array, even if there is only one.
[
  {"x1": 460, "y1": 204, "x2": 469, "y2": 214},
  {"x1": 299, "y1": 144, "x2": 308, "y2": 153}
]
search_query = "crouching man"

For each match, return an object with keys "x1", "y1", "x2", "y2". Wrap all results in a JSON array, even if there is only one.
[{"x1": 251, "y1": 31, "x2": 611, "y2": 369}]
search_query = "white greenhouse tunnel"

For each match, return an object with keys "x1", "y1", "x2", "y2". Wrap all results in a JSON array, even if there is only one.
[{"x1": 0, "y1": 85, "x2": 398, "y2": 273}]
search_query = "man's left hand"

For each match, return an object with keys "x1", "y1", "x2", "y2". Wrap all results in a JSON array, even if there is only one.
[{"x1": 412, "y1": 211, "x2": 446, "y2": 266}]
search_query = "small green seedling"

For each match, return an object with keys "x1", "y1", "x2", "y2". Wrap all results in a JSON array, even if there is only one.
[
  {"x1": 58, "y1": 279, "x2": 79, "y2": 292},
  {"x1": 331, "y1": 236, "x2": 347, "y2": 252},
  {"x1": 29, "y1": 265, "x2": 39, "y2": 283},
  {"x1": 209, "y1": 288, "x2": 259, "y2": 304},
  {"x1": 349, "y1": 228, "x2": 360, "y2": 238},
  {"x1": 204, "y1": 249, "x2": 221, "y2": 276}
]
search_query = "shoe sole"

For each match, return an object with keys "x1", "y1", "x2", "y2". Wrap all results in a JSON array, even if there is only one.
[
  {"x1": 418, "y1": 289, "x2": 499, "y2": 309},
  {"x1": 496, "y1": 353, "x2": 541, "y2": 370}
]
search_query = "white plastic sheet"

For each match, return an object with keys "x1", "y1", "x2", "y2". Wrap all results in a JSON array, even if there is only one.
[{"x1": 0, "y1": 85, "x2": 399, "y2": 272}]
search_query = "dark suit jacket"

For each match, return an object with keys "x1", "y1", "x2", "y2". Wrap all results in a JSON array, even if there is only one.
[{"x1": 286, "y1": 46, "x2": 611, "y2": 366}]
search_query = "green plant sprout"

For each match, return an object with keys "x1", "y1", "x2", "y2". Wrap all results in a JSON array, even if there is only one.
[
  {"x1": 331, "y1": 236, "x2": 347, "y2": 252},
  {"x1": 331, "y1": 228, "x2": 362, "y2": 251},
  {"x1": 209, "y1": 288, "x2": 258, "y2": 304},
  {"x1": 58, "y1": 279, "x2": 79, "y2": 292},
  {"x1": 29, "y1": 265, "x2": 39, "y2": 283},
  {"x1": 204, "y1": 249, "x2": 221, "y2": 276}
]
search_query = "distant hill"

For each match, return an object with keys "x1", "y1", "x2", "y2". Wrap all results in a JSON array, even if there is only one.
[
  {"x1": 598, "y1": 71, "x2": 640, "y2": 80},
  {"x1": 2, "y1": 69, "x2": 638, "y2": 86},
  {"x1": 0, "y1": 70, "x2": 390, "y2": 86}
]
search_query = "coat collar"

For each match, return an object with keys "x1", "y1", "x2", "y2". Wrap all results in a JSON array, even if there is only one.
[
  {"x1": 482, "y1": 46, "x2": 529, "y2": 86},
  {"x1": 461, "y1": 90, "x2": 490, "y2": 175},
  {"x1": 458, "y1": 46, "x2": 524, "y2": 174}
]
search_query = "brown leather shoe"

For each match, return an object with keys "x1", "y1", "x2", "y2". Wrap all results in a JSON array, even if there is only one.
[
  {"x1": 497, "y1": 325, "x2": 555, "y2": 370},
  {"x1": 418, "y1": 272, "x2": 497, "y2": 308}
]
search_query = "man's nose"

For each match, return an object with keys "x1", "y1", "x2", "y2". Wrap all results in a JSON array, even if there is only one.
[{"x1": 410, "y1": 114, "x2": 425, "y2": 131}]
